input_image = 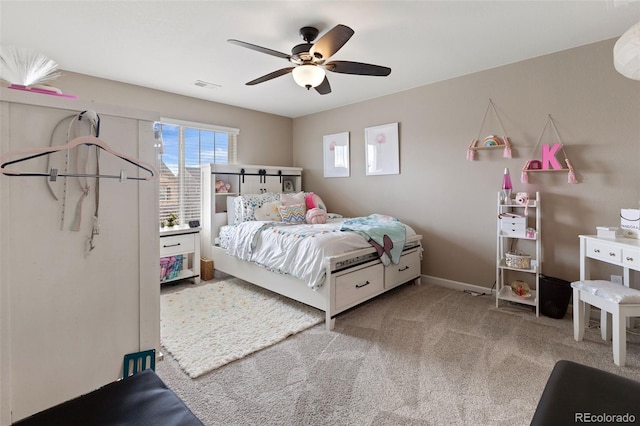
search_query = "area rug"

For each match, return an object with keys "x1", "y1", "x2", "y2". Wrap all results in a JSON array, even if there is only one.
[{"x1": 160, "y1": 278, "x2": 323, "y2": 378}]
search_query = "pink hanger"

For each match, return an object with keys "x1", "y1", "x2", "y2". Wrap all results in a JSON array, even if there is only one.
[{"x1": 1, "y1": 135, "x2": 157, "y2": 181}]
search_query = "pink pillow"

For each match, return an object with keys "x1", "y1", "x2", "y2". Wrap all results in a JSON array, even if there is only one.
[
  {"x1": 305, "y1": 192, "x2": 327, "y2": 211},
  {"x1": 306, "y1": 208, "x2": 328, "y2": 224}
]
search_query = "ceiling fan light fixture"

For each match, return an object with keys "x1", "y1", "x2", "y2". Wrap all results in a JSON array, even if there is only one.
[{"x1": 292, "y1": 64, "x2": 325, "y2": 89}]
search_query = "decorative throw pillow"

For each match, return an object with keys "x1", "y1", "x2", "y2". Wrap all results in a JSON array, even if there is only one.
[
  {"x1": 280, "y1": 191, "x2": 306, "y2": 206},
  {"x1": 254, "y1": 200, "x2": 282, "y2": 221},
  {"x1": 227, "y1": 196, "x2": 239, "y2": 225},
  {"x1": 306, "y1": 208, "x2": 328, "y2": 224},
  {"x1": 278, "y1": 203, "x2": 306, "y2": 223},
  {"x1": 235, "y1": 193, "x2": 280, "y2": 223},
  {"x1": 305, "y1": 192, "x2": 327, "y2": 211}
]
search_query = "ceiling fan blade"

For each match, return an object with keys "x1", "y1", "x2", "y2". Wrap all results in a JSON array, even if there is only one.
[
  {"x1": 309, "y1": 24, "x2": 354, "y2": 60},
  {"x1": 228, "y1": 39, "x2": 291, "y2": 60},
  {"x1": 326, "y1": 60, "x2": 391, "y2": 76},
  {"x1": 246, "y1": 67, "x2": 294, "y2": 85},
  {"x1": 315, "y1": 76, "x2": 331, "y2": 95}
]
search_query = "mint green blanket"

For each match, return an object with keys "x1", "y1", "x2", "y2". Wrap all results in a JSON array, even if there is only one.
[{"x1": 341, "y1": 214, "x2": 407, "y2": 266}]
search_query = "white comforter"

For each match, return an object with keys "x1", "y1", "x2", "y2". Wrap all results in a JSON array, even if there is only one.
[{"x1": 225, "y1": 218, "x2": 415, "y2": 290}]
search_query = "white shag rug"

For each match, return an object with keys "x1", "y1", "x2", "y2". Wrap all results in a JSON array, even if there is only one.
[{"x1": 161, "y1": 278, "x2": 323, "y2": 378}]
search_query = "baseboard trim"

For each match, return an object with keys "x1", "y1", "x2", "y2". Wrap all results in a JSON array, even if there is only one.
[
  {"x1": 421, "y1": 274, "x2": 599, "y2": 322},
  {"x1": 421, "y1": 274, "x2": 493, "y2": 296}
]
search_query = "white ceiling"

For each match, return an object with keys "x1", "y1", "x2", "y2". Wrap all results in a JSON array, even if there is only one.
[{"x1": 1, "y1": 1, "x2": 639, "y2": 118}]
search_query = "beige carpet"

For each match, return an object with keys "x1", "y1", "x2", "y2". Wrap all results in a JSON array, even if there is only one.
[
  {"x1": 157, "y1": 279, "x2": 640, "y2": 425},
  {"x1": 161, "y1": 277, "x2": 323, "y2": 378}
]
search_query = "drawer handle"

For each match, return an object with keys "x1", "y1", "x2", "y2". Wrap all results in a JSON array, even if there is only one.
[
  {"x1": 594, "y1": 249, "x2": 600, "y2": 253},
  {"x1": 627, "y1": 256, "x2": 634, "y2": 261},
  {"x1": 609, "y1": 252, "x2": 616, "y2": 257},
  {"x1": 398, "y1": 266, "x2": 410, "y2": 272},
  {"x1": 355, "y1": 281, "x2": 370, "y2": 289},
  {"x1": 163, "y1": 243, "x2": 181, "y2": 248}
]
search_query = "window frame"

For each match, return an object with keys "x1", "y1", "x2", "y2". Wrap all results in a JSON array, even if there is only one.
[{"x1": 158, "y1": 118, "x2": 238, "y2": 226}]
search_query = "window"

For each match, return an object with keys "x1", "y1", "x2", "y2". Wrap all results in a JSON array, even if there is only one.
[{"x1": 158, "y1": 119, "x2": 238, "y2": 226}]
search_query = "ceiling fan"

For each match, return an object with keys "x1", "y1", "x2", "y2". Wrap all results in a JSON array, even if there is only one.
[{"x1": 228, "y1": 24, "x2": 391, "y2": 95}]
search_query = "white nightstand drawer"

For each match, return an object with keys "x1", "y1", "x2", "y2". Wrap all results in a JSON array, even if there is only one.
[
  {"x1": 335, "y1": 263, "x2": 384, "y2": 311},
  {"x1": 385, "y1": 249, "x2": 421, "y2": 290},
  {"x1": 160, "y1": 233, "x2": 195, "y2": 256},
  {"x1": 586, "y1": 239, "x2": 621, "y2": 263}
]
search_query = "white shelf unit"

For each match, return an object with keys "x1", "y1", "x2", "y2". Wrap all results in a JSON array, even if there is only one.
[
  {"x1": 200, "y1": 164, "x2": 303, "y2": 258},
  {"x1": 495, "y1": 191, "x2": 541, "y2": 315},
  {"x1": 159, "y1": 226, "x2": 201, "y2": 284}
]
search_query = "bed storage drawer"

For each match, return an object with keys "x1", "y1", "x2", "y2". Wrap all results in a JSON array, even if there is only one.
[
  {"x1": 385, "y1": 248, "x2": 421, "y2": 289},
  {"x1": 334, "y1": 262, "x2": 384, "y2": 311}
]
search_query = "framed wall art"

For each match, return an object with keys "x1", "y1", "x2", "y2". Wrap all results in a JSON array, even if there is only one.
[
  {"x1": 323, "y1": 131, "x2": 350, "y2": 178},
  {"x1": 365, "y1": 122, "x2": 399, "y2": 175}
]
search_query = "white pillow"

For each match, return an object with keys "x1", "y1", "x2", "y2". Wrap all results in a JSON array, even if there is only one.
[
  {"x1": 234, "y1": 193, "x2": 280, "y2": 223},
  {"x1": 280, "y1": 191, "x2": 306, "y2": 206},
  {"x1": 226, "y1": 196, "x2": 238, "y2": 225},
  {"x1": 254, "y1": 200, "x2": 282, "y2": 221}
]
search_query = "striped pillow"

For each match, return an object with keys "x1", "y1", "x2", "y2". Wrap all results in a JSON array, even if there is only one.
[{"x1": 278, "y1": 203, "x2": 306, "y2": 223}]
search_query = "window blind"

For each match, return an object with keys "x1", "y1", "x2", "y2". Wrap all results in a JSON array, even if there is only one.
[{"x1": 158, "y1": 120, "x2": 238, "y2": 226}]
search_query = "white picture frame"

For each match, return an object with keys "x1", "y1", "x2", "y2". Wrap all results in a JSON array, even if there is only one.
[
  {"x1": 365, "y1": 122, "x2": 399, "y2": 176},
  {"x1": 283, "y1": 179, "x2": 294, "y2": 192},
  {"x1": 323, "y1": 131, "x2": 350, "y2": 178}
]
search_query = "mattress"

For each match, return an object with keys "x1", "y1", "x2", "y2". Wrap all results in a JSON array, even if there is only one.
[{"x1": 218, "y1": 217, "x2": 417, "y2": 290}]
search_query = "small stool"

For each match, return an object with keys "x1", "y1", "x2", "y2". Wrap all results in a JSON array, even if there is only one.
[{"x1": 571, "y1": 280, "x2": 640, "y2": 366}]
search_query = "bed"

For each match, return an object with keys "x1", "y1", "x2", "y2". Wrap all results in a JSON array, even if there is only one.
[{"x1": 202, "y1": 186, "x2": 423, "y2": 331}]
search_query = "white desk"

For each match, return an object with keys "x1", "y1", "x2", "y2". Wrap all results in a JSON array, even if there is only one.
[
  {"x1": 579, "y1": 235, "x2": 640, "y2": 331},
  {"x1": 579, "y1": 235, "x2": 640, "y2": 285}
]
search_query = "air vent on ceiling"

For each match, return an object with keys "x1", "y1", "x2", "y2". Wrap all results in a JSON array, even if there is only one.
[{"x1": 193, "y1": 80, "x2": 221, "y2": 89}]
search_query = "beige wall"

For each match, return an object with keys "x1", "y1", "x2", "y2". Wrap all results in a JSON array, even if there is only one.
[
  {"x1": 293, "y1": 39, "x2": 640, "y2": 289},
  {"x1": 31, "y1": 39, "x2": 640, "y2": 290},
  {"x1": 54, "y1": 72, "x2": 294, "y2": 166}
]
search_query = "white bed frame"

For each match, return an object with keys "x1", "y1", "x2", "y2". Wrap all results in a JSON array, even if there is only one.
[
  {"x1": 200, "y1": 163, "x2": 423, "y2": 330},
  {"x1": 208, "y1": 235, "x2": 423, "y2": 331}
]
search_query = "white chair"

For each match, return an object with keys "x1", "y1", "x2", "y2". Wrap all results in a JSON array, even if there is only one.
[{"x1": 572, "y1": 280, "x2": 640, "y2": 367}]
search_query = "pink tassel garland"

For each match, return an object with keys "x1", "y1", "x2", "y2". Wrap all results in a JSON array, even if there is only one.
[
  {"x1": 502, "y1": 136, "x2": 512, "y2": 158},
  {"x1": 521, "y1": 161, "x2": 530, "y2": 184},
  {"x1": 565, "y1": 158, "x2": 578, "y2": 184},
  {"x1": 466, "y1": 138, "x2": 478, "y2": 161}
]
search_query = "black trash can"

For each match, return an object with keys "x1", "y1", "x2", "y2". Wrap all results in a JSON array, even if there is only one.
[{"x1": 539, "y1": 275, "x2": 572, "y2": 319}]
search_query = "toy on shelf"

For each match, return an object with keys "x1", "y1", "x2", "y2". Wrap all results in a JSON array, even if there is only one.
[
  {"x1": 215, "y1": 180, "x2": 231, "y2": 193},
  {"x1": 521, "y1": 115, "x2": 577, "y2": 184},
  {"x1": 466, "y1": 99, "x2": 512, "y2": 160}
]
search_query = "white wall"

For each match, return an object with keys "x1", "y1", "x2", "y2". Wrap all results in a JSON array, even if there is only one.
[{"x1": 0, "y1": 89, "x2": 160, "y2": 423}]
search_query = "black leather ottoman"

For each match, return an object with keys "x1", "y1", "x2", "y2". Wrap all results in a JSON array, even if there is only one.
[
  {"x1": 531, "y1": 360, "x2": 640, "y2": 425},
  {"x1": 13, "y1": 369, "x2": 203, "y2": 426}
]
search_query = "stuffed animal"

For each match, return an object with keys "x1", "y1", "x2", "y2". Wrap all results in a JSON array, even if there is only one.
[
  {"x1": 215, "y1": 180, "x2": 231, "y2": 193},
  {"x1": 306, "y1": 208, "x2": 328, "y2": 224}
]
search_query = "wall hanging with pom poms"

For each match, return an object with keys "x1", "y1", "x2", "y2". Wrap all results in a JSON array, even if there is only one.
[
  {"x1": 0, "y1": 46, "x2": 77, "y2": 99},
  {"x1": 521, "y1": 114, "x2": 578, "y2": 184},
  {"x1": 466, "y1": 99, "x2": 513, "y2": 160}
]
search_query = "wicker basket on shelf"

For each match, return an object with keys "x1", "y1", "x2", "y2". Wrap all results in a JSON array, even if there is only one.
[{"x1": 505, "y1": 250, "x2": 531, "y2": 269}]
